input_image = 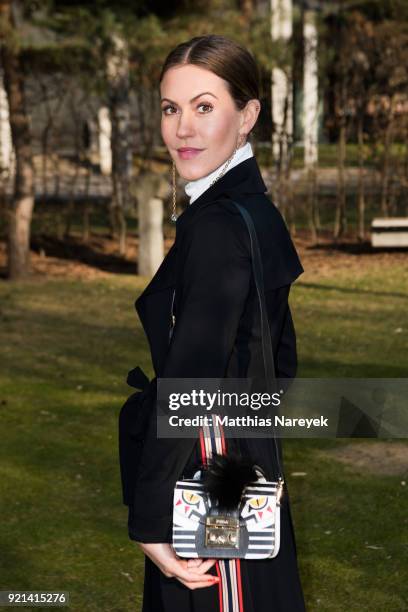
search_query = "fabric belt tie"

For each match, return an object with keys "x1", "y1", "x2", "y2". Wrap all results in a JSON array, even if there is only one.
[{"x1": 126, "y1": 366, "x2": 151, "y2": 391}]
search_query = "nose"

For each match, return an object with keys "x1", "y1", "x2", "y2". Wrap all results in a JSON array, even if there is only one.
[{"x1": 176, "y1": 109, "x2": 195, "y2": 140}]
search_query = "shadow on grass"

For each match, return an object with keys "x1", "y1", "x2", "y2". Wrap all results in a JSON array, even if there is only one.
[
  {"x1": 298, "y1": 281, "x2": 408, "y2": 300},
  {"x1": 306, "y1": 240, "x2": 408, "y2": 256},
  {"x1": 30, "y1": 235, "x2": 137, "y2": 276},
  {"x1": 0, "y1": 538, "x2": 40, "y2": 588}
]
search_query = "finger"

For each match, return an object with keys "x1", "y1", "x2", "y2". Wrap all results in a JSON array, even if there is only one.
[
  {"x1": 177, "y1": 577, "x2": 220, "y2": 590},
  {"x1": 190, "y1": 559, "x2": 217, "y2": 575},
  {"x1": 187, "y1": 558, "x2": 203, "y2": 568},
  {"x1": 174, "y1": 566, "x2": 219, "y2": 584},
  {"x1": 179, "y1": 559, "x2": 207, "y2": 574},
  {"x1": 178, "y1": 559, "x2": 192, "y2": 570}
]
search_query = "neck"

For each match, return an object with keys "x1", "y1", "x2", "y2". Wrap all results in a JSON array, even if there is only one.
[{"x1": 184, "y1": 141, "x2": 254, "y2": 205}]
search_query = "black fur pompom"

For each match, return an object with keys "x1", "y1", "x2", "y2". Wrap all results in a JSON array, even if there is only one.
[{"x1": 202, "y1": 453, "x2": 258, "y2": 510}]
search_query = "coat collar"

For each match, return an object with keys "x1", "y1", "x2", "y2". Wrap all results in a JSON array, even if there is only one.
[{"x1": 175, "y1": 155, "x2": 268, "y2": 237}]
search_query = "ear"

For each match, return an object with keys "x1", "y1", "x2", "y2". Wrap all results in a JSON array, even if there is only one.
[{"x1": 239, "y1": 99, "x2": 261, "y2": 140}]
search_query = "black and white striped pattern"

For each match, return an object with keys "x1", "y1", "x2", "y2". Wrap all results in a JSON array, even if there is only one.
[{"x1": 172, "y1": 474, "x2": 280, "y2": 559}]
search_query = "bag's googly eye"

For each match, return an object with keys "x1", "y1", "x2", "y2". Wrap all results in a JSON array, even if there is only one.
[
  {"x1": 182, "y1": 491, "x2": 201, "y2": 505},
  {"x1": 248, "y1": 496, "x2": 267, "y2": 510}
]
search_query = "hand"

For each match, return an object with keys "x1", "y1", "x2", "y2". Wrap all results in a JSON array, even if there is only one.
[{"x1": 137, "y1": 542, "x2": 219, "y2": 590}]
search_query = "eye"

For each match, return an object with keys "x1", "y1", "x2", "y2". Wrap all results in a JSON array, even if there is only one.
[
  {"x1": 197, "y1": 103, "x2": 213, "y2": 113},
  {"x1": 248, "y1": 496, "x2": 267, "y2": 510},
  {"x1": 162, "y1": 104, "x2": 175, "y2": 115},
  {"x1": 182, "y1": 491, "x2": 202, "y2": 505}
]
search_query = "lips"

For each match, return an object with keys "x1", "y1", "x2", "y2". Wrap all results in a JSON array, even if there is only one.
[{"x1": 177, "y1": 148, "x2": 204, "y2": 160}]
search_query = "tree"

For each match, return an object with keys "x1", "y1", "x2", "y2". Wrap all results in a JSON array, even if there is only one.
[
  {"x1": 270, "y1": 0, "x2": 294, "y2": 226},
  {"x1": 106, "y1": 30, "x2": 132, "y2": 255},
  {"x1": 270, "y1": 0, "x2": 293, "y2": 162},
  {"x1": 0, "y1": 65, "x2": 12, "y2": 174},
  {"x1": 0, "y1": 0, "x2": 35, "y2": 279},
  {"x1": 303, "y1": 3, "x2": 319, "y2": 242}
]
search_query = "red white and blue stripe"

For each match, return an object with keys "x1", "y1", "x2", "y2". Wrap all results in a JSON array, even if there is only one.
[{"x1": 199, "y1": 423, "x2": 244, "y2": 612}]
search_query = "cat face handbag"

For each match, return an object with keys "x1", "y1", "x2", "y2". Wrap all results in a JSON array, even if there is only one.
[
  {"x1": 172, "y1": 445, "x2": 284, "y2": 560},
  {"x1": 171, "y1": 200, "x2": 285, "y2": 560}
]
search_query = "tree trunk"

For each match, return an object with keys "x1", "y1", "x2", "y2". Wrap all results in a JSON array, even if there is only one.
[
  {"x1": 334, "y1": 114, "x2": 347, "y2": 239},
  {"x1": 271, "y1": 0, "x2": 293, "y2": 163},
  {"x1": 357, "y1": 115, "x2": 365, "y2": 241},
  {"x1": 303, "y1": 8, "x2": 319, "y2": 243},
  {"x1": 270, "y1": 0, "x2": 293, "y2": 226},
  {"x1": 307, "y1": 166, "x2": 318, "y2": 243},
  {"x1": 240, "y1": 0, "x2": 254, "y2": 21},
  {"x1": 82, "y1": 202, "x2": 91, "y2": 243},
  {"x1": 0, "y1": 65, "x2": 12, "y2": 174},
  {"x1": 0, "y1": 1, "x2": 35, "y2": 279},
  {"x1": 404, "y1": 124, "x2": 408, "y2": 216},
  {"x1": 333, "y1": 18, "x2": 347, "y2": 241},
  {"x1": 303, "y1": 8, "x2": 318, "y2": 168},
  {"x1": 380, "y1": 102, "x2": 395, "y2": 217},
  {"x1": 107, "y1": 33, "x2": 132, "y2": 255},
  {"x1": 98, "y1": 106, "x2": 112, "y2": 175}
]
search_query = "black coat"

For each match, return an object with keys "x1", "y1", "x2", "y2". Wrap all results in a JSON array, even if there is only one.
[{"x1": 119, "y1": 156, "x2": 306, "y2": 611}]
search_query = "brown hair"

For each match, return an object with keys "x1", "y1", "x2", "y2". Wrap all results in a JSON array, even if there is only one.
[{"x1": 159, "y1": 35, "x2": 260, "y2": 112}]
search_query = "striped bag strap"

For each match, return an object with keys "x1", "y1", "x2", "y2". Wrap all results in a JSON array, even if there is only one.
[
  {"x1": 200, "y1": 422, "x2": 245, "y2": 612},
  {"x1": 199, "y1": 419, "x2": 226, "y2": 465}
]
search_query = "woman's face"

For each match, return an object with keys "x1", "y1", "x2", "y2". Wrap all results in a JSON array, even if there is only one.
[{"x1": 160, "y1": 64, "x2": 258, "y2": 181}]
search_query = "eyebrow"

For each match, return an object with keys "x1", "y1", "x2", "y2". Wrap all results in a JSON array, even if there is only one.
[{"x1": 160, "y1": 92, "x2": 218, "y2": 104}]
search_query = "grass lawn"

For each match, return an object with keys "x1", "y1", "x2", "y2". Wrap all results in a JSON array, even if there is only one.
[{"x1": 0, "y1": 260, "x2": 407, "y2": 611}]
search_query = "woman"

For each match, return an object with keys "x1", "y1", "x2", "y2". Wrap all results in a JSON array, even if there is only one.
[{"x1": 119, "y1": 35, "x2": 306, "y2": 611}]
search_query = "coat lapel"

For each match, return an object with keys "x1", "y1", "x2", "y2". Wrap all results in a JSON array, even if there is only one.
[
  {"x1": 175, "y1": 156, "x2": 268, "y2": 239},
  {"x1": 134, "y1": 243, "x2": 178, "y2": 376}
]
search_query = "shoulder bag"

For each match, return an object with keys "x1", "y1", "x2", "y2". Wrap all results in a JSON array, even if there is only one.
[{"x1": 171, "y1": 200, "x2": 285, "y2": 560}]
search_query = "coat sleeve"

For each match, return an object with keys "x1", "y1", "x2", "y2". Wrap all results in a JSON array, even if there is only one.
[
  {"x1": 276, "y1": 303, "x2": 298, "y2": 379},
  {"x1": 265, "y1": 285, "x2": 298, "y2": 380},
  {"x1": 128, "y1": 207, "x2": 252, "y2": 543}
]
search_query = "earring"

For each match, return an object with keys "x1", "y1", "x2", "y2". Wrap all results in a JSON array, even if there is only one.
[{"x1": 171, "y1": 161, "x2": 177, "y2": 222}]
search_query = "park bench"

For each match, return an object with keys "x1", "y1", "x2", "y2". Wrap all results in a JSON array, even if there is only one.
[{"x1": 371, "y1": 218, "x2": 408, "y2": 248}]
